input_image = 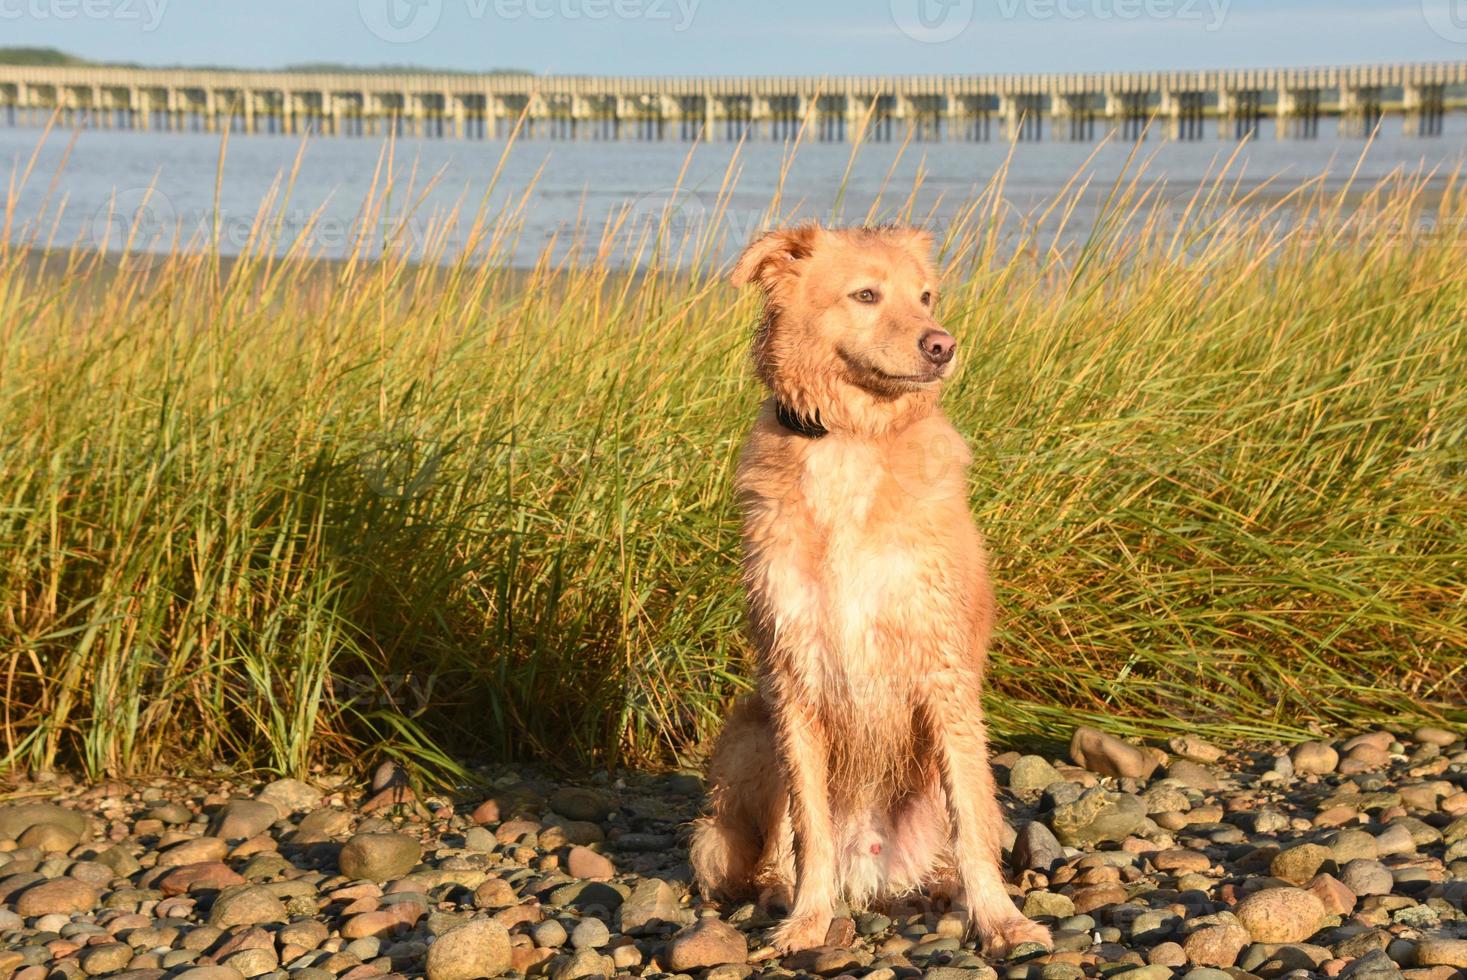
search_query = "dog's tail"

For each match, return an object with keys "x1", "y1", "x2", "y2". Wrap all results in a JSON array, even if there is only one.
[{"x1": 689, "y1": 814, "x2": 757, "y2": 901}]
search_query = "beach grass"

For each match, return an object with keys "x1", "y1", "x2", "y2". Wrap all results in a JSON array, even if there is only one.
[{"x1": 1, "y1": 124, "x2": 1463, "y2": 781}]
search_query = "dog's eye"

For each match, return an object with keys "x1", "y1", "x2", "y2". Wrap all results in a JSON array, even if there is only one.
[
  {"x1": 921, "y1": 291, "x2": 934, "y2": 306},
  {"x1": 852, "y1": 289, "x2": 879, "y2": 304}
]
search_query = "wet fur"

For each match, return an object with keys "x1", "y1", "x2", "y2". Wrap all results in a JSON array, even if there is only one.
[{"x1": 690, "y1": 224, "x2": 1051, "y2": 955}]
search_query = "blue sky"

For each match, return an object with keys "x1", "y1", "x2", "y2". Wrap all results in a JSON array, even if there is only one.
[{"x1": 2, "y1": 0, "x2": 1463, "y2": 75}]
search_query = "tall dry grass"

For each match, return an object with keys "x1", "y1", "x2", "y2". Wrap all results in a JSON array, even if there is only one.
[{"x1": 0, "y1": 124, "x2": 1463, "y2": 780}]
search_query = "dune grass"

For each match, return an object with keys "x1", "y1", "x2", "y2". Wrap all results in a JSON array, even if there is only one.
[{"x1": 0, "y1": 125, "x2": 1463, "y2": 781}]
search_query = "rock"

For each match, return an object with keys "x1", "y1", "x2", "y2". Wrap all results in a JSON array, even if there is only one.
[
  {"x1": 209, "y1": 801, "x2": 279, "y2": 841},
  {"x1": 279, "y1": 920, "x2": 329, "y2": 948},
  {"x1": 1169, "y1": 737, "x2": 1225, "y2": 763},
  {"x1": 1149, "y1": 942, "x2": 1187, "y2": 967},
  {"x1": 1023, "y1": 891, "x2": 1075, "y2": 918},
  {"x1": 425, "y1": 919, "x2": 511, "y2": 980},
  {"x1": 469, "y1": 799, "x2": 500, "y2": 825},
  {"x1": 159, "y1": 862, "x2": 247, "y2": 896},
  {"x1": 1340, "y1": 948, "x2": 1403, "y2": 980},
  {"x1": 1130, "y1": 909, "x2": 1182, "y2": 944},
  {"x1": 338, "y1": 832, "x2": 423, "y2": 881},
  {"x1": 1009, "y1": 756, "x2": 1064, "y2": 792},
  {"x1": 1166, "y1": 760, "x2": 1221, "y2": 791},
  {"x1": 174, "y1": 970, "x2": 246, "y2": 980},
  {"x1": 1232, "y1": 886, "x2": 1327, "y2": 943},
  {"x1": 1372, "y1": 824, "x2": 1417, "y2": 856},
  {"x1": 1049, "y1": 787, "x2": 1146, "y2": 847},
  {"x1": 1014, "y1": 821, "x2": 1065, "y2": 871},
  {"x1": 548, "y1": 787, "x2": 612, "y2": 823},
  {"x1": 157, "y1": 837, "x2": 229, "y2": 867},
  {"x1": 256, "y1": 778, "x2": 322, "y2": 815},
  {"x1": 1292, "y1": 742, "x2": 1340, "y2": 775},
  {"x1": 222, "y1": 948, "x2": 277, "y2": 978},
  {"x1": 664, "y1": 918, "x2": 748, "y2": 970},
  {"x1": 569, "y1": 917, "x2": 610, "y2": 949},
  {"x1": 94, "y1": 845, "x2": 142, "y2": 878},
  {"x1": 551, "y1": 948, "x2": 614, "y2": 980},
  {"x1": 1153, "y1": 849, "x2": 1211, "y2": 874},
  {"x1": 293, "y1": 808, "x2": 351, "y2": 842},
  {"x1": 1415, "y1": 940, "x2": 1467, "y2": 969},
  {"x1": 14, "y1": 878, "x2": 98, "y2": 916},
  {"x1": 80, "y1": 943, "x2": 133, "y2": 975},
  {"x1": 1270, "y1": 843, "x2": 1334, "y2": 885},
  {"x1": 565, "y1": 845, "x2": 614, "y2": 879},
  {"x1": 341, "y1": 904, "x2": 425, "y2": 938},
  {"x1": 1069, "y1": 727, "x2": 1159, "y2": 780},
  {"x1": 473, "y1": 877, "x2": 517, "y2": 909},
  {"x1": 0, "y1": 804, "x2": 89, "y2": 842},
  {"x1": 1143, "y1": 785, "x2": 1193, "y2": 816},
  {"x1": 618, "y1": 878, "x2": 686, "y2": 934},
  {"x1": 926, "y1": 970, "x2": 998, "y2": 980},
  {"x1": 17, "y1": 822, "x2": 80, "y2": 851},
  {"x1": 207, "y1": 885, "x2": 288, "y2": 928},
  {"x1": 1183, "y1": 922, "x2": 1250, "y2": 967},
  {"x1": 1340, "y1": 744, "x2": 1391, "y2": 773},
  {"x1": 1306, "y1": 873, "x2": 1356, "y2": 916},
  {"x1": 1412, "y1": 726, "x2": 1456, "y2": 747},
  {"x1": 1331, "y1": 829, "x2": 1380, "y2": 863},
  {"x1": 532, "y1": 919, "x2": 568, "y2": 948}
]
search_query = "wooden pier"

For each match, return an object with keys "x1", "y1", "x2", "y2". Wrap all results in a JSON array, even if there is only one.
[{"x1": 0, "y1": 62, "x2": 1462, "y2": 143}]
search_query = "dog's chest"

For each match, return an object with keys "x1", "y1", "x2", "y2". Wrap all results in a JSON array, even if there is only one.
[{"x1": 762, "y1": 438, "x2": 957, "y2": 672}]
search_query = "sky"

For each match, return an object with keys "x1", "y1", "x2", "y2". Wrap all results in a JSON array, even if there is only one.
[{"x1": 1, "y1": 0, "x2": 1464, "y2": 76}]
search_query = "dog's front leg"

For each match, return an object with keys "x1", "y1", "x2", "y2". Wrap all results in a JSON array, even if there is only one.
[
  {"x1": 923, "y1": 675, "x2": 1051, "y2": 957},
  {"x1": 767, "y1": 689, "x2": 836, "y2": 953}
]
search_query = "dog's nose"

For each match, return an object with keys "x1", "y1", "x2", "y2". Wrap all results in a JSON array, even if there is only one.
[{"x1": 920, "y1": 330, "x2": 956, "y2": 366}]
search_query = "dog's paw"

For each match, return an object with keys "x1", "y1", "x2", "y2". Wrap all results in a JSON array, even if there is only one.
[
  {"x1": 756, "y1": 882, "x2": 793, "y2": 917},
  {"x1": 769, "y1": 911, "x2": 832, "y2": 953},
  {"x1": 980, "y1": 917, "x2": 1053, "y2": 959}
]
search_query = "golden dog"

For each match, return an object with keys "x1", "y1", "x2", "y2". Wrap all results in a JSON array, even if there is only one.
[{"x1": 690, "y1": 224, "x2": 1051, "y2": 956}]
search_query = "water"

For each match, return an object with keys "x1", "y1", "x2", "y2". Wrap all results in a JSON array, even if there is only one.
[{"x1": 2, "y1": 124, "x2": 1464, "y2": 268}]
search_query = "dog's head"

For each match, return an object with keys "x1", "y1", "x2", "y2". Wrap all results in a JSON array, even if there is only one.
[{"x1": 732, "y1": 223, "x2": 952, "y2": 431}]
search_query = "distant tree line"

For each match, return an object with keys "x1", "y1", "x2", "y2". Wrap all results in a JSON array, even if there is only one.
[{"x1": 0, "y1": 47, "x2": 532, "y2": 75}]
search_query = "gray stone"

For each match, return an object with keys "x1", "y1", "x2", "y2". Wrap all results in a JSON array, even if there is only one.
[
  {"x1": 338, "y1": 832, "x2": 422, "y2": 881},
  {"x1": 1049, "y1": 787, "x2": 1146, "y2": 847},
  {"x1": 255, "y1": 779, "x2": 323, "y2": 815},
  {"x1": 548, "y1": 787, "x2": 612, "y2": 824},
  {"x1": 1339, "y1": 949, "x2": 1403, "y2": 980},
  {"x1": 0, "y1": 805, "x2": 90, "y2": 842},
  {"x1": 1009, "y1": 756, "x2": 1064, "y2": 792},
  {"x1": 569, "y1": 917, "x2": 610, "y2": 949},
  {"x1": 209, "y1": 800, "x2": 279, "y2": 841},
  {"x1": 207, "y1": 885, "x2": 288, "y2": 928},
  {"x1": 1013, "y1": 821, "x2": 1065, "y2": 871},
  {"x1": 617, "y1": 878, "x2": 686, "y2": 934}
]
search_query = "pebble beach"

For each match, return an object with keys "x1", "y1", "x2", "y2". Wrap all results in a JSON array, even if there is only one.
[{"x1": 0, "y1": 726, "x2": 1463, "y2": 980}]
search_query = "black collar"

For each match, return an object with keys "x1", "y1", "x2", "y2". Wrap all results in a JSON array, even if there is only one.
[{"x1": 775, "y1": 402, "x2": 828, "y2": 439}]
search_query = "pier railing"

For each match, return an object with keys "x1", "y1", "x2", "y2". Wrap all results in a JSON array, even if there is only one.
[{"x1": 1, "y1": 62, "x2": 1462, "y2": 142}]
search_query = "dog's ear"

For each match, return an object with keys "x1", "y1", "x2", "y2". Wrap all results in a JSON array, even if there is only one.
[
  {"x1": 885, "y1": 226, "x2": 936, "y2": 268},
  {"x1": 731, "y1": 224, "x2": 821, "y2": 292}
]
